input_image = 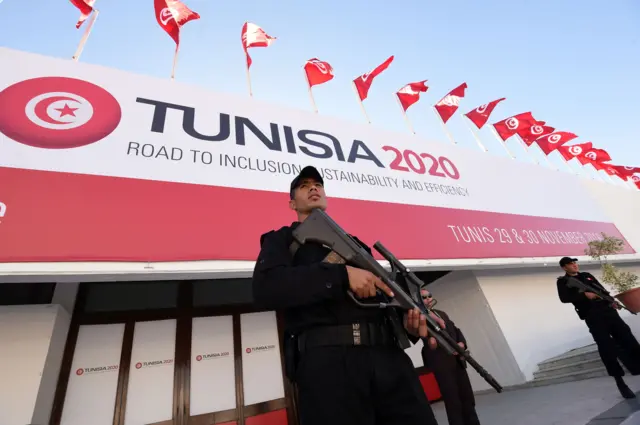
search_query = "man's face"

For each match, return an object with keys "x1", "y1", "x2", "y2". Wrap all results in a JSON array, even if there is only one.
[
  {"x1": 563, "y1": 261, "x2": 579, "y2": 274},
  {"x1": 290, "y1": 178, "x2": 327, "y2": 214}
]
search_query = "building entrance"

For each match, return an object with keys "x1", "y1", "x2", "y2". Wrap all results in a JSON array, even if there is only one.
[{"x1": 49, "y1": 279, "x2": 296, "y2": 425}]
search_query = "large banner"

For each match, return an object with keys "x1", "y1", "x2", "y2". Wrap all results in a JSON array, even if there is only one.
[{"x1": 0, "y1": 47, "x2": 635, "y2": 262}]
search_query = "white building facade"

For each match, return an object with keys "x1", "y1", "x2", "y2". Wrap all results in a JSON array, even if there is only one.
[{"x1": 1, "y1": 47, "x2": 639, "y2": 425}]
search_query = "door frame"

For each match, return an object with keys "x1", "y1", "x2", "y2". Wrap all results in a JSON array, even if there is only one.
[{"x1": 49, "y1": 280, "x2": 298, "y2": 425}]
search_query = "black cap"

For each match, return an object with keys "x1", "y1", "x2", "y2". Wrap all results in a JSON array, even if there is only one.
[
  {"x1": 559, "y1": 257, "x2": 578, "y2": 267},
  {"x1": 290, "y1": 166, "x2": 323, "y2": 199}
]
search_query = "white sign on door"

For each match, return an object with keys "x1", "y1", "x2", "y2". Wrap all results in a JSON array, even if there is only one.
[
  {"x1": 124, "y1": 319, "x2": 176, "y2": 425},
  {"x1": 60, "y1": 323, "x2": 125, "y2": 425},
  {"x1": 190, "y1": 315, "x2": 236, "y2": 416},
  {"x1": 240, "y1": 311, "x2": 285, "y2": 406}
]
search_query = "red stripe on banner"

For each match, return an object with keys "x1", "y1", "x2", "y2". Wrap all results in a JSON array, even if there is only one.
[{"x1": 0, "y1": 167, "x2": 634, "y2": 263}]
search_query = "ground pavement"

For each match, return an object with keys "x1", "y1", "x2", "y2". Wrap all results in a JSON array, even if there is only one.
[{"x1": 430, "y1": 375, "x2": 640, "y2": 425}]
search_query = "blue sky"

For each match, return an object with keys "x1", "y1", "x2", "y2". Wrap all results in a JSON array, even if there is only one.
[{"x1": 1, "y1": 0, "x2": 638, "y2": 176}]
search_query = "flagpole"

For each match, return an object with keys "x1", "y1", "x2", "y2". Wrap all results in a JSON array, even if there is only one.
[
  {"x1": 460, "y1": 114, "x2": 488, "y2": 152},
  {"x1": 170, "y1": 43, "x2": 180, "y2": 80},
  {"x1": 532, "y1": 143, "x2": 557, "y2": 170},
  {"x1": 489, "y1": 126, "x2": 515, "y2": 159},
  {"x1": 72, "y1": 9, "x2": 99, "y2": 62},
  {"x1": 352, "y1": 81, "x2": 370, "y2": 124},
  {"x1": 433, "y1": 107, "x2": 456, "y2": 145},
  {"x1": 557, "y1": 153, "x2": 577, "y2": 174},
  {"x1": 303, "y1": 68, "x2": 318, "y2": 113},
  {"x1": 245, "y1": 66, "x2": 253, "y2": 97},
  {"x1": 395, "y1": 95, "x2": 415, "y2": 134},
  {"x1": 515, "y1": 135, "x2": 540, "y2": 165}
]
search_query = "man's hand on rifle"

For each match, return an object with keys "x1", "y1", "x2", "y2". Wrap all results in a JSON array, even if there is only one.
[
  {"x1": 403, "y1": 289, "x2": 446, "y2": 350},
  {"x1": 346, "y1": 265, "x2": 394, "y2": 299}
]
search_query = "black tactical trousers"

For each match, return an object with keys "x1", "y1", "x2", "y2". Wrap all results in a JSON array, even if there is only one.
[
  {"x1": 431, "y1": 358, "x2": 481, "y2": 425},
  {"x1": 294, "y1": 345, "x2": 438, "y2": 425},
  {"x1": 585, "y1": 309, "x2": 640, "y2": 377}
]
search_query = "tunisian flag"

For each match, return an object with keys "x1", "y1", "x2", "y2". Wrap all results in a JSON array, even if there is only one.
[
  {"x1": 577, "y1": 148, "x2": 611, "y2": 166},
  {"x1": 492, "y1": 112, "x2": 538, "y2": 141},
  {"x1": 609, "y1": 165, "x2": 640, "y2": 178},
  {"x1": 557, "y1": 142, "x2": 593, "y2": 161},
  {"x1": 519, "y1": 124, "x2": 555, "y2": 145},
  {"x1": 535, "y1": 132, "x2": 578, "y2": 155},
  {"x1": 464, "y1": 98, "x2": 506, "y2": 129},
  {"x1": 632, "y1": 174, "x2": 640, "y2": 189},
  {"x1": 154, "y1": 0, "x2": 200, "y2": 45},
  {"x1": 242, "y1": 22, "x2": 276, "y2": 68},
  {"x1": 396, "y1": 80, "x2": 428, "y2": 111},
  {"x1": 70, "y1": 0, "x2": 94, "y2": 29},
  {"x1": 353, "y1": 55, "x2": 394, "y2": 101},
  {"x1": 304, "y1": 58, "x2": 334, "y2": 87},
  {"x1": 434, "y1": 83, "x2": 468, "y2": 123}
]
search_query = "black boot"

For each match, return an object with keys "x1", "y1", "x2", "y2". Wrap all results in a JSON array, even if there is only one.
[{"x1": 615, "y1": 376, "x2": 636, "y2": 399}]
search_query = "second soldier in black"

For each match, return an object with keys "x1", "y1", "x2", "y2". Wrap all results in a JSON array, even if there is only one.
[
  {"x1": 421, "y1": 297, "x2": 481, "y2": 425},
  {"x1": 252, "y1": 166, "x2": 442, "y2": 425}
]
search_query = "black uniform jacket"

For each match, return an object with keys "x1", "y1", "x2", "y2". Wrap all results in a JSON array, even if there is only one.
[
  {"x1": 252, "y1": 221, "x2": 395, "y2": 336},
  {"x1": 421, "y1": 309, "x2": 467, "y2": 369},
  {"x1": 556, "y1": 271, "x2": 611, "y2": 319}
]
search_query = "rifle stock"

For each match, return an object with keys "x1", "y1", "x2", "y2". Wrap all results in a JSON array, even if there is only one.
[
  {"x1": 291, "y1": 208, "x2": 503, "y2": 393},
  {"x1": 565, "y1": 276, "x2": 636, "y2": 315}
]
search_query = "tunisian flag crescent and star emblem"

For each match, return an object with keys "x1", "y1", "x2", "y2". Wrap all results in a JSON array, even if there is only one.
[
  {"x1": 434, "y1": 82, "x2": 467, "y2": 123},
  {"x1": 534, "y1": 132, "x2": 578, "y2": 155},
  {"x1": 396, "y1": 80, "x2": 428, "y2": 111},
  {"x1": 242, "y1": 22, "x2": 276, "y2": 68},
  {"x1": 353, "y1": 55, "x2": 394, "y2": 101},
  {"x1": 154, "y1": 0, "x2": 200, "y2": 45},
  {"x1": 304, "y1": 58, "x2": 334, "y2": 87},
  {"x1": 464, "y1": 97, "x2": 506, "y2": 129},
  {"x1": 492, "y1": 112, "x2": 538, "y2": 141}
]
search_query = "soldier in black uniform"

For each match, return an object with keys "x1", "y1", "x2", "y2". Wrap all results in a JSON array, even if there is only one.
[
  {"x1": 252, "y1": 166, "x2": 443, "y2": 425},
  {"x1": 421, "y1": 297, "x2": 481, "y2": 425},
  {"x1": 556, "y1": 256, "x2": 640, "y2": 399}
]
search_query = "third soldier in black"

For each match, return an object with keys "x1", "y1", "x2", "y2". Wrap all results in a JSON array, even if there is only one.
[
  {"x1": 557, "y1": 256, "x2": 640, "y2": 399},
  {"x1": 252, "y1": 165, "x2": 442, "y2": 425}
]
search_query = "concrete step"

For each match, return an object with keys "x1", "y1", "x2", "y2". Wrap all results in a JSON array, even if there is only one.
[
  {"x1": 533, "y1": 357, "x2": 606, "y2": 380},
  {"x1": 536, "y1": 344, "x2": 600, "y2": 371},
  {"x1": 515, "y1": 366, "x2": 610, "y2": 390}
]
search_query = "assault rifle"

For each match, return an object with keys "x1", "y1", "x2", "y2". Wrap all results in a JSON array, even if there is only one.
[
  {"x1": 565, "y1": 276, "x2": 636, "y2": 315},
  {"x1": 291, "y1": 208, "x2": 503, "y2": 393}
]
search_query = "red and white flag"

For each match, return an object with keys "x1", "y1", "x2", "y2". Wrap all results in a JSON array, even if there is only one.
[
  {"x1": 464, "y1": 98, "x2": 506, "y2": 129},
  {"x1": 396, "y1": 80, "x2": 428, "y2": 111},
  {"x1": 492, "y1": 112, "x2": 538, "y2": 141},
  {"x1": 535, "y1": 132, "x2": 578, "y2": 155},
  {"x1": 70, "y1": 0, "x2": 94, "y2": 29},
  {"x1": 608, "y1": 165, "x2": 640, "y2": 177},
  {"x1": 577, "y1": 147, "x2": 611, "y2": 166},
  {"x1": 304, "y1": 58, "x2": 334, "y2": 87},
  {"x1": 557, "y1": 142, "x2": 593, "y2": 161},
  {"x1": 154, "y1": 0, "x2": 200, "y2": 45},
  {"x1": 434, "y1": 83, "x2": 468, "y2": 123},
  {"x1": 598, "y1": 164, "x2": 624, "y2": 178},
  {"x1": 519, "y1": 124, "x2": 555, "y2": 145},
  {"x1": 242, "y1": 22, "x2": 276, "y2": 69},
  {"x1": 631, "y1": 174, "x2": 640, "y2": 189},
  {"x1": 353, "y1": 55, "x2": 394, "y2": 101}
]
